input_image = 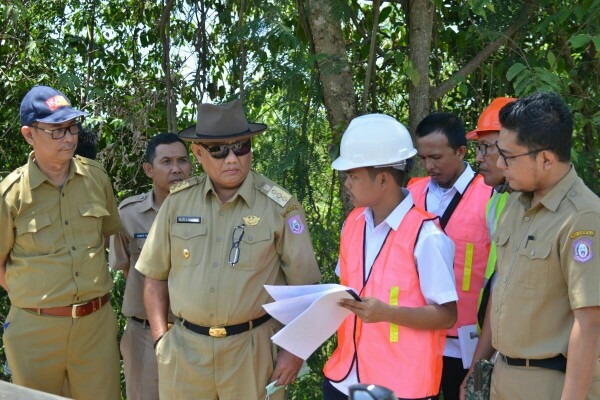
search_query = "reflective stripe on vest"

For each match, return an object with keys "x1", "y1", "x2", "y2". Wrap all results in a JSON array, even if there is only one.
[
  {"x1": 408, "y1": 175, "x2": 492, "y2": 337},
  {"x1": 324, "y1": 206, "x2": 445, "y2": 398},
  {"x1": 476, "y1": 191, "x2": 509, "y2": 330}
]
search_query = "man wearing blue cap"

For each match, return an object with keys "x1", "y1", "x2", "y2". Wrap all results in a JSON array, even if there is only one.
[{"x1": 0, "y1": 85, "x2": 122, "y2": 399}]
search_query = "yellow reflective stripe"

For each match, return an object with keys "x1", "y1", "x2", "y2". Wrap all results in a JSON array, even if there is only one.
[
  {"x1": 463, "y1": 243, "x2": 474, "y2": 291},
  {"x1": 389, "y1": 286, "x2": 399, "y2": 343}
]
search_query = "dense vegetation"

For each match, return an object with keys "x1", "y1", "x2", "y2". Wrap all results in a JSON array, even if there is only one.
[{"x1": 1, "y1": 1, "x2": 599, "y2": 398}]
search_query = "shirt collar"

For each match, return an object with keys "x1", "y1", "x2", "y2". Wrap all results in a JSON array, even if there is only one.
[
  {"x1": 27, "y1": 152, "x2": 79, "y2": 189},
  {"x1": 426, "y1": 162, "x2": 475, "y2": 195},
  {"x1": 357, "y1": 188, "x2": 415, "y2": 231},
  {"x1": 142, "y1": 189, "x2": 159, "y2": 212},
  {"x1": 201, "y1": 169, "x2": 255, "y2": 207},
  {"x1": 518, "y1": 165, "x2": 578, "y2": 212}
]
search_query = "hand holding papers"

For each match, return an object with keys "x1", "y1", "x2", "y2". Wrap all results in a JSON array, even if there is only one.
[{"x1": 263, "y1": 284, "x2": 361, "y2": 360}]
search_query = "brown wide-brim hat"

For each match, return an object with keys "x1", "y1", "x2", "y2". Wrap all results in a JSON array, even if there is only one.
[{"x1": 179, "y1": 99, "x2": 267, "y2": 143}]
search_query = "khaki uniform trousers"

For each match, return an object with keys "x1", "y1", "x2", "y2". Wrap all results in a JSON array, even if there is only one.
[
  {"x1": 120, "y1": 318, "x2": 159, "y2": 400},
  {"x1": 3, "y1": 303, "x2": 121, "y2": 400},
  {"x1": 156, "y1": 318, "x2": 285, "y2": 400},
  {"x1": 491, "y1": 354, "x2": 600, "y2": 400}
]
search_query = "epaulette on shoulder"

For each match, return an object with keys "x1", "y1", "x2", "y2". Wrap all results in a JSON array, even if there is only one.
[
  {"x1": 257, "y1": 178, "x2": 292, "y2": 208},
  {"x1": 75, "y1": 155, "x2": 108, "y2": 173},
  {"x1": 170, "y1": 175, "x2": 203, "y2": 194},
  {"x1": 0, "y1": 167, "x2": 24, "y2": 196},
  {"x1": 118, "y1": 192, "x2": 148, "y2": 210}
]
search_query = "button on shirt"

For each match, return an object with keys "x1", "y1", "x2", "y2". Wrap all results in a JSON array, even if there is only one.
[
  {"x1": 492, "y1": 167, "x2": 600, "y2": 359},
  {"x1": 0, "y1": 154, "x2": 122, "y2": 308},
  {"x1": 333, "y1": 189, "x2": 458, "y2": 394},
  {"x1": 135, "y1": 170, "x2": 322, "y2": 326}
]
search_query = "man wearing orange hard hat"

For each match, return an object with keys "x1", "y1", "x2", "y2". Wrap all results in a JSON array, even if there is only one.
[{"x1": 460, "y1": 97, "x2": 516, "y2": 400}]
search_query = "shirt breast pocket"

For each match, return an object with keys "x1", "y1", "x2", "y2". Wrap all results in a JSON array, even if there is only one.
[
  {"x1": 235, "y1": 227, "x2": 272, "y2": 271},
  {"x1": 517, "y1": 241, "x2": 551, "y2": 289},
  {"x1": 78, "y1": 204, "x2": 110, "y2": 247},
  {"x1": 15, "y1": 214, "x2": 55, "y2": 254},
  {"x1": 492, "y1": 228, "x2": 511, "y2": 266},
  {"x1": 171, "y1": 224, "x2": 207, "y2": 268}
]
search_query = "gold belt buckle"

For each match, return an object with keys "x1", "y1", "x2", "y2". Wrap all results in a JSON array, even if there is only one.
[
  {"x1": 71, "y1": 302, "x2": 87, "y2": 319},
  {"x1": 209, "y1": 326, "x2": 227, "y2": 338}
]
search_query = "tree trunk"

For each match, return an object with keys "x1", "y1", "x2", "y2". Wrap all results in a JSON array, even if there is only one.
[
  {"x1": 160, "y1": 0, "x2": 177, "y2": 133},
  {"x1": 301, "y1": 0, "x2": 358, "y2": 215},
  {"x1": 407, "y1": 0, "x2": 434, "y2": 134}
]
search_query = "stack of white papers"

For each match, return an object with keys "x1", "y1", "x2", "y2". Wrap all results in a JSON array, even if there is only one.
[{"x1": 263, "y1": 284, "x2": 361, "y2": 360}]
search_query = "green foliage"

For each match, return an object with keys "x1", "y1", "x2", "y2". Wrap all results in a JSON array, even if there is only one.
[{"x1": 2, "y1": 0, "x2": 600, "y2": 398}]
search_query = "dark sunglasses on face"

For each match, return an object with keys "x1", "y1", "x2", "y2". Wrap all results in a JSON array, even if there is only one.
[{"x1": 200, "y1": 140, "x2": 252, "y2": 159}]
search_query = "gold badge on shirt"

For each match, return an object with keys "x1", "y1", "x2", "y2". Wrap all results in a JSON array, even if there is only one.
[{"x1": 243, "y1": 215, "x2": 260, "y2": 226}]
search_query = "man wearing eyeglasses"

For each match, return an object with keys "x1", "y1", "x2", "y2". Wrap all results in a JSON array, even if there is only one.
[
  {"x1": 408, "y1": 112, "x2": 493, "y2": 400},
  {"x1": 486, "y1": 92, "x2": 600, "y2": 400},
  {"x1": 0, "y1": 85, "x2": 122, "y2": 399},
  {"x1": 109, "y1": 133, "x2": 192, "y2": 400},
  {"x1": 135, "y1": 100, "x2": 321, "y2": 400}
]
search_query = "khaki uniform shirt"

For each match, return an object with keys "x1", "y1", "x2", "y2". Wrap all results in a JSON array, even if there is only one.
[
  {"x1": 0, "y1": 153, "x2": 122, "y2": 308},
  {"x1": 135, "y1": 170, "x2": 321, "y2": 326},
  {"x1": 491, "y1": 167, "x2": 600, "y2": 359},
  {"x1": 110, "y1": 190, "x2": 176, "y2": 320}
]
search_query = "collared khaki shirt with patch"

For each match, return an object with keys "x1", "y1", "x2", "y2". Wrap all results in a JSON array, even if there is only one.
[
  {"x1": 491, "y1": 167, "x2": 600, "y2": 359},
  {"x1": 110, "y1": 190, "x2": 169, "y2": 320},
  {"x1": 135, "y1": 170, "x2": 321, "y2": 326},
  {"x1": 0, "y1": 153, "x2": 122, "y2": 308}
]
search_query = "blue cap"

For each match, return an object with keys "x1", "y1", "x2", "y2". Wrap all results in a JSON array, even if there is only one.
[{"x1": 20, "y1": 85, "x2": 88, "y2": 126}]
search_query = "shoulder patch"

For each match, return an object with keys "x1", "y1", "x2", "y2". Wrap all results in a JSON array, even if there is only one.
[
  {"x1": 170, "y1": 176, "x2": 202, "y2": 194},
  {"x1": 260, "y1": 183, "x2": 291, "y2": 207},
  {"x1": 118, "y1": 192, "x2": 148, "y2": 209},
  {"x1": 0, "y1": 168, "x2": 24, "y2": 196}
]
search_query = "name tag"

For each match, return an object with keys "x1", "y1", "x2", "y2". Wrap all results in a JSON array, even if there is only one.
[
  {"x1": 177, "y1": 216, "x2": 202, "y2": 224},
  {"x1": 134, "y1": 233, "x2": 148, "y2": 239}
]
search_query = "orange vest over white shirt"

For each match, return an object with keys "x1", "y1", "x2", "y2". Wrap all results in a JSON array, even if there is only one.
[
  {"x1": 323, "y1": 206, "x2": 446, "y2": 399},
  {"x1": 408, "y1": 175, "x2": 491, "y2": 337}
]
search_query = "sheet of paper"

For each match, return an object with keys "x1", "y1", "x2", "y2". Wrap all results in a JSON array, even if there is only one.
[
  {"x1": 263, "y1": 284, "x2": 360, "y2": 360},
  {"x1": 264, "y1": 284, "x2": 349, "y2": 301},
  {"x1": 457, "y1": 324, "x2": 479, "y2": 369}
]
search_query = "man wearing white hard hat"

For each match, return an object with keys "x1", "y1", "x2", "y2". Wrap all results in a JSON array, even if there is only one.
[{"x1": 322, "y1": 114, "x2": 458, "y2": 400}]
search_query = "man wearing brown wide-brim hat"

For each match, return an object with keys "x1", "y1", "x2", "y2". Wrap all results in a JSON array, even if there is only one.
[{"x1": 136, "y1": 99, "x2": 322, "y2": 400}]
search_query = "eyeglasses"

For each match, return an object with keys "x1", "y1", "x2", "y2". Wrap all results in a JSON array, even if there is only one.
[
  {"x1": 495, "y1": 141, "x2": 550, "y2": 167},
  {"x1": 476, "y1": 143, "x2": 492, "y2": 157},
  {"x1": 200, "y1": 140, "x2": 251, "y2": 159},
  {"x1": 31, "y1": 122, "x2": 82, "y2": 140},
  {"x1": 229, "y1": 224, "x2": 245, "y2": 266}
]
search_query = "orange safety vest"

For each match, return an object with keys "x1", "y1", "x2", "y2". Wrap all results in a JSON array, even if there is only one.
[
  {"x1": 408, "y1": 175, "x2": 492, "y2": 337},
  {"x1": 324, "y1": 206, "x2": 446, "y2": 398}
]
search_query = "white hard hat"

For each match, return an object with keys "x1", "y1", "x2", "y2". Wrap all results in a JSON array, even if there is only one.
[{"x1": 332, "y1": 114, "x2": 416, "y2": 171}]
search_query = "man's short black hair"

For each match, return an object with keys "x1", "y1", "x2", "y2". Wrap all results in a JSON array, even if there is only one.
[
  {"x1": 75, "y1": 128, "x2": 99, "y2": 159},
  {"x1": 415, "y1": 112, "x2": 467, "y2": 150},
  {"x1": 145, "y1": 132, "x2": 188, "y2": 164},
  {"x1": 366, "y1": 162, "x2": 412, "y2": 187},
  {"x1": 499, "y1": 92, "x2": 572, "y2": 162}
]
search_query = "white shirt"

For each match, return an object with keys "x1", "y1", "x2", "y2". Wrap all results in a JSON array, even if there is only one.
[
  {"x1": 422, "y1": 162, "x2": 477, "y2": 358},
  {"x1": 424, "y1": 162, "x2": 476, "y2": 216},
  {"x1": 332, "y1": 189, "x2": 457, "y2": 395}
]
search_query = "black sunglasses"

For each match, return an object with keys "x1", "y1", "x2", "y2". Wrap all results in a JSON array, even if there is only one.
[{"x1": 200, "y1": 140, "x2": 252, "y2": 159}]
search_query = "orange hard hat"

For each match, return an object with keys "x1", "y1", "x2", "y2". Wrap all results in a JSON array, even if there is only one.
[{"x1": 466, "y1": 97, "x2": 517, "y2": 139}]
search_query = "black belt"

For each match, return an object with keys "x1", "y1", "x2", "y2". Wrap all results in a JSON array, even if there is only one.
[
  {"x1": 130, "y1": 316, "x2": 150, "y2": 328},
  {"x1": 182, "y1": 314, "x2": 271, "y2": 338},
  {"x1": 503, "y1": 354, "x2": 567, "y2": 373}
]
